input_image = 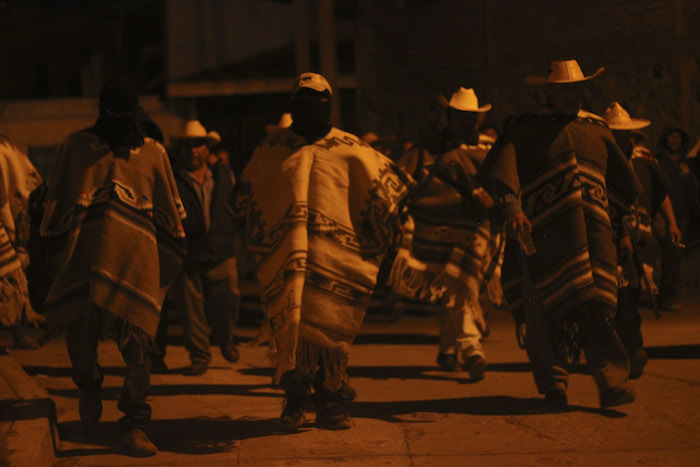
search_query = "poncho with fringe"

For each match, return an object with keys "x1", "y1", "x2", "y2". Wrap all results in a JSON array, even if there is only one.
[
  {"x1": 40, "y1": 130, "x2": 187, "y2": 337},
  {"x1": 232, "y1": 127, "x2": 408, "y2": 385}
]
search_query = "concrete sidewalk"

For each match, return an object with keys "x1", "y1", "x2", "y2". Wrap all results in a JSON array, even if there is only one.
[{"x1": 1, "y1": 301, "x2": 699, "y2": 466}]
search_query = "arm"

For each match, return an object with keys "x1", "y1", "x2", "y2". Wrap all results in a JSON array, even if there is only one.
[{"x1": 659, "y1": 195, "x2": 682, "y2": 245}]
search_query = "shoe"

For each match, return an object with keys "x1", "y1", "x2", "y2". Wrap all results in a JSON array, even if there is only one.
[
  {"x1": 182, "y1": 361, "x2": 208, "y2": 376},
  {"x1": 151, "y1": 357, "x2": 168, "y2": 374},
  {"x1": 600, "y1": 386, "x2": 636, "y2": 408},
  {"x1": 658, "y1": 296, "x2": 681, "y2": 311},
  {"x1": 544, "y1": 389, "x2": 568, "y2": 411},
  {"x1": 220, "y1": 339, "x2": 240, "y2": 363},
  {"x1": 436, "y1": 353, "x2": 460, "y2": 372},
  {"x1": 463, "y1": 355, "x2": 487, "y2": 381},
  {"x1": 315, "y1": 400, "x2": 352, "y2": 430},
  {"x1": 121, "y1": 427, "x2": 158, "y2": 457},
  {"x1": 12, "y1": 329, "x2": 39, "y2": 350},
  {"x1": 79, "y1": 390, "x2": 102, "y2": 428},
  {"x1": 280, "y1": 397, "x2": 306, "y2": 430},
  {"x1": 629, "y1": 348, "x2": 648, "y2": 380}
]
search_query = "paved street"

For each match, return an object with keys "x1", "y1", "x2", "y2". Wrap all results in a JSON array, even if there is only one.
[{"x1": 2, "y1": 300, "x2": 700, "y2": 466}]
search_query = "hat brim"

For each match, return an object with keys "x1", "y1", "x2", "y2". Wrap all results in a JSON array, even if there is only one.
[
  {"x1": 438, "y1": 95, "x2": 492, "y2": 112},
  {"x1": 608, "y1": 118, "x2": 651, "y2": 130},
  {"x1": 524, "y1": 67, "x2": 605, "y2": 86}
]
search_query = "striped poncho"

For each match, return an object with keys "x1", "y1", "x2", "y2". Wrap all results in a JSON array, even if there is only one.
[
  {"x1": 483, "y1": 110, "x2": 641, "y2": 320},
  {"x1": 0, "y1": 136, "x2": 43, "y2": 327},
  {"x1": 390, "y1": 143, "x2": 495, "y2": 308},
  {"x1": 40, "y1": 130, "x2": 187, "y2": 337},
  {"x1": 232, "y1": 127, "x2": 408, "y2": 383}
]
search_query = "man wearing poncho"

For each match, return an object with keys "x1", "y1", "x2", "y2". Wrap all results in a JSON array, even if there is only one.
[
  {"x1": 232, "y1": 73, "x2": 408, "y2": 430},
  {"x1": 483, "y1": 60, "x2": 642, "y2": 409},
  {"x1": 604, "y1": 102, "x2": 681, "y2": 379},
  {"x1": 40, "y1": 79, "x2": 186, "y2": 456},
  {"x1": 0, "y1": 136, "x2": 45, "y2": 348},
  {"x1": 392, "y1": 87, "x2": 497, "y2": 379}
]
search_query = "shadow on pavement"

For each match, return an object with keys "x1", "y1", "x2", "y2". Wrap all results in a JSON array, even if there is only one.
[
  {"x1": 56, "y1": 416, "x2": 295, "y2": 457},
  {"x1": 350, "y1": 395, "x2": 627, "y2": 421},
  {"x1": 645, "y1": 344, "x2": 700, "y2": 359},
  {"x1": 354, "y1": 333, "x2": 438, "y2": 345},
  {"x1": 49, "y1": 383, "x2": 280, "y2": 400}
]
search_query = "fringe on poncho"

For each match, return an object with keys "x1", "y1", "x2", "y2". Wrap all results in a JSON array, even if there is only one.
[
  {"x1": 40, "y1": 130, "x2": 187, "y2": 337},
  {"x1": 231, "y1": 127, "x2": 408, "y2": 384}
]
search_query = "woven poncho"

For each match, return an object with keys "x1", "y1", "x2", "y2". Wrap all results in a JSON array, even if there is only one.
[
  {"x1": 0, "y1": 137, "x2": 43, "y2": 327},
  {"x1": 232, "y1": 127, "x2": 408, "y2": 382},
  {"x1": 483, "y1": 110, "x2": 642, "y2": 320},
  {"x1": 40, "y1": 130, "x2": 187, "y2": 336}
]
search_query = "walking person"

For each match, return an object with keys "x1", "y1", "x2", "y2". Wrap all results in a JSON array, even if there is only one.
[
  {"x1": 604, "y1": 102, "x2": 681, "y2": 378},
  {"x1": 483, "y1": 60, "x2": 642, "y2": 409},
  {"x1": 163, "y1": 120, "x2": 240, "y2": 376},
  {"x1": 231, "y1": 72, "x2": 408, "y2": 430},
  {"x1": 40, "y1": 79, "x2": 187, "y2": 456},
  {"x1": 391, "y1": 87, "x2": 496, "y2": 378}
]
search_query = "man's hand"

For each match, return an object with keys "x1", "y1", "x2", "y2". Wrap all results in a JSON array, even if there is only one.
[
  {"x1": 669, "y1": 223, "x2": 682, "y2": 246},
  {"x1": 619, "y1": 235, "x2": 633, "y2": 265},
  {"x1": 472, "y1": 187, "x2": 494, "y2": 208},
  {"x1": 507, "y1": 212, "x2": 532, "y2": 237}
]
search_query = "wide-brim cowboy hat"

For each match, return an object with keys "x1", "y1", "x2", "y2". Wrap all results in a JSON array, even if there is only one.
[
  {"x1": 525, "y1": 59, "x2": 605, "y2": 85},
  {"x1": 265, "y1": 112, "x2": 293, "y2": 135},
  {"x1": 438, "y1": 87, "x2": 491, "y2": 112},
  {"x1": 172, "y1": 120, "x2": 218, "y2": 146},
  {"x1": 604, "y1": 102, "x2": 651, "y2": 130}
]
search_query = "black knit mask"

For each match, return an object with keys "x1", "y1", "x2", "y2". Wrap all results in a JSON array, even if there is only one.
[
  {"x1": 93, "y1": 79, "x2": 143, "y2": 152},
  {"x1": 291, "y1": 89, "x2": 332, "y2": 144}
]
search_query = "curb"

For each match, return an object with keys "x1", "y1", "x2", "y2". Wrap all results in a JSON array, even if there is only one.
[{"x1": 0, "y1": 353, "x2": 57, "y2": 467}]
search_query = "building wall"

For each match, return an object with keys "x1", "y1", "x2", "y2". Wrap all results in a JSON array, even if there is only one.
[{"x1": 363, "y1": 0, "x2": 700, "y2": 148}]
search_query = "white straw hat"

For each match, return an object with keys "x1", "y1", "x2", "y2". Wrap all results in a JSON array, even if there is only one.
[
  {"x1": 525, "y1": 59, "x2": 604, "y2": 85},
  {"x1": 265, "y1": 112, "x2": 293, "y2": 135},
  {"x1": 603, "y1": 102, "x2": 651, "y2": 130},
  {"x1": 438, "y1": 87, "x2": 491, "y2": 112}
]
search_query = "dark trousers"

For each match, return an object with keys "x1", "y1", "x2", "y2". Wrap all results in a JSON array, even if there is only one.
[
  {"x1": 658, "y1": 242, "x2": 683, "y2": 302},
  {"x1": 65, "y1": 311, "x2": 152, "y2": 431},
  {"x1": 615, "y1": 287, "x2": 643, "y2": 352},
  {"x1": 165, "y1": 258, "x2": 239, "y2": 365}
]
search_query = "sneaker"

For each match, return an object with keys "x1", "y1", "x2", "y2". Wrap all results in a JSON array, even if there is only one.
[
  {"x1": 629, "y1": 348, "x2": 648, "y2": 380},
  {"x1": 79, "y1": 390, "x2": 102, "y2": 428},
  {"x1": 220, "y1": 339, "x2": 240, "y2": 363},
  {"x1": 436, "y1": 353, "x2": 460, "y2": 372},
  {"x1": 121, "y1": 427, "x2": 158, "y2": 457},
  {"x1": 315, "y1": 401, "x2": 352, "y2": 430},
  {"x1": 600, "y1": 386, "x2": 636, "y2": 408},
  {"x1": 151, "y1": 357, "x2": 168, "y2": 374},
  {"x1": 544, "y1": 388, "x2": 568, "y2": 411},
  {"x1": 182, "y1": 361, "x2": 208, "y2": 376},
  {"x1": 463, "y1": 355, "x2": 487, "y2": 381}
]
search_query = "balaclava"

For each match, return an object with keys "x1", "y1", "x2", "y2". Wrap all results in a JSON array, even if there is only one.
[{"x1": 93, "y1": 78, "x2": 144, "y2": 152}]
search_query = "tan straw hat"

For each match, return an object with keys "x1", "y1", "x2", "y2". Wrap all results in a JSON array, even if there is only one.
[
  {"x1": 525, "y1": 59, "x2": 605, "y2": 85},
  {"x1": 172, "y1": 120, "x2": 218, "y2": 145},
  {"x1": 438, "y1": 87, "x2": 491, "y2": 112},
  {"x1": 603, "y1": 102, "x2": 651, "y2": 130}
]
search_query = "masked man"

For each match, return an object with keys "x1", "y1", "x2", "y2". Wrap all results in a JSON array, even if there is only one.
[
  {"x1": 40, "y1": 79, "x2": 186, "y2": 456},
  {"x1": 232, "y1": 73, "x2": 408, "y2": 430}
]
